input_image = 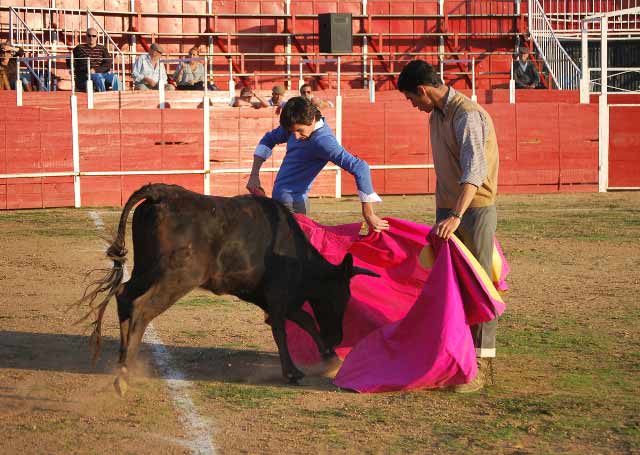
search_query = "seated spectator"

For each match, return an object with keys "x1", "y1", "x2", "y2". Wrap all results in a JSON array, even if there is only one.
[
  {"x1": 231, "y1": 86, "x2": 267, "y2": 108},
  {"x1": 174, "y1": 46, "x2": 207, "y2": 91},
  {"x1": 300, "y1": 83, "x2": 334, "y2": 109},
  {"x1": 72, "y1": 28, "x2": 121, "y2": 92},
  {"x1": 513, "y1": 47, "x2": 543, "y2": 89},
  {"x1": 132, "y1": 43, "x2": 174, "y2": 91},
  {"x1": 0, "y1": 43, "x2": 32, "y2": 91},
  {"x1": 267, "y1": 85, "x2": 287, "y2": 108}
]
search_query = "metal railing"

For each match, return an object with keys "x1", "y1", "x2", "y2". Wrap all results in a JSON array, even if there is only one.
[
  {"x1": 539, "y1": 0, "x2": 640, "y2": 39},
  {"x1": 8, "y1": 6, "x2": 125, "y2": 90},
  {"x1": 528, "y1": 0, "x2": 581, "y2": 89}
]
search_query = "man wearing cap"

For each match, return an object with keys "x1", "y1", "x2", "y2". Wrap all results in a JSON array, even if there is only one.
[
  {"x1": 398, "y1": 59, "x2": 500, "y2": 393},
  {"x1": 268, "y1": 85, "x2": 287, "y2": 108},
  {"x1": 71, "y1": 28, "x2": 120, "y2": 92},
  {"x1": 247, "y1": 96, "x2": 388, "y2": 232},
  {"x1": 513, "y1": 46, "x2": 542, "y2": 89},
  {"x1": 132, "y1": 43, "x2": 174, "y2": 91}
]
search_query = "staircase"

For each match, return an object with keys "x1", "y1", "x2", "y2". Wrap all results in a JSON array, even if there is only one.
[{"x1": 9, "y1": 6, "x2": 125, "y2": 90}]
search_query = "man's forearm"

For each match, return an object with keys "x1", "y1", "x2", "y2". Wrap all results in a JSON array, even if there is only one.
[
  {"x1": 250, "y1": 155, "x2": 266, "y2": 175},
  {"x1": 451, "y1": 183, "x2": 479, "y2": 217}
]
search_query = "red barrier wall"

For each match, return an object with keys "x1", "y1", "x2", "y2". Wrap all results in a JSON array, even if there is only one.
[
  {"x1": 609, "y1": 106, "x2": 640, "y2": 188},
  {"x1": 0, "y1": 92, "x2": 621, "y2": 210}
]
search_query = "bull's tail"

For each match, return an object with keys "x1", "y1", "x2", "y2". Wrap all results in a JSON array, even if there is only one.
[{"x1": 74, "y1": 183, "x2": 170, "y2": 364}]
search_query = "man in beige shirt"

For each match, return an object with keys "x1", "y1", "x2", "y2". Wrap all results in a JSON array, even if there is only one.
[{"x1": 398, "y1": 59, "x2": 500, "y2": 393}]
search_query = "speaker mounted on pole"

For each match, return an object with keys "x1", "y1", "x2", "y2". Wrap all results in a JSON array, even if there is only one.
[{"x1": 318, "y1": 13, "x2": 353, "y2": 54}]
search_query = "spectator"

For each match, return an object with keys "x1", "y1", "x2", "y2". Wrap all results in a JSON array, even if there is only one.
[
  {"x1": 300, "y1": 83, "x2": 334, "y2": 109},
  {"x1": 132, "y1": 43, "x2": 174, "y2": 91},
  {"x1": 513, "y1": 47, "x2": 542, "y2": 89},
  {"x1": 246, "y1": 96, "x2": 388, "y2": 232},
  {"x1": 231, "y1": 86, "x2": 267, "y2": 108},
  {"x1": 173, "y1": 46, "x2": 206, "y2": 91},
  {"x1": 267, "y1": 85, "x2": 287, "y2": 108},
  {"x1": 71, "y1": 28, "x2": 121, "y2": 92},
  {"x1": 398, "y1": 59, "x2": 500, "y2": 393},
  {"x1": 0, "y1": 43, "x2": 32, "y2": 91}
]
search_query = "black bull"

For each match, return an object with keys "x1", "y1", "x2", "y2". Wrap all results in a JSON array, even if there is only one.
[{"x1": 77, "y1": 183, "x2": 378, "y2": 395}]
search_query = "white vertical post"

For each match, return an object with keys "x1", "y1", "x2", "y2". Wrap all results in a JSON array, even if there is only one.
[
  {"x1": 509, "y1": 60, "x2": 515, "y2": 104},
  {"x1": 228, "y1": 58, "x2": 234, "y2": 103},
  {"x1": 471, "y1": 58, "x2": 477, "y2": 102},
  {"x1": 71, "y1": 95, "x2": 81, "y2": 207},
  {"x1": 362, "y1": 0, "x2": 368, "y2": 88},
  {"x1": 159, "y1": 73, "x2": 165, "y2": 109},
  {"x1": 203, "y1": 94, "x2": 211, "y2": 195},
  {"x1": 16, "y1": 58, "x2": 22, "y2": 106},
  {"x1": 580, "y1": 20, "x2": 590, "y2": 103},
  {"x1": 298, "y1": 60, "x2": 304, "y2": 90},
  {"x1": 285, "y1": 0, "x2": 292, "y2": 90},
  {"x1": 598, "y1": 16, "x2": 609, "y2": 193},
  {"x1": 335, "y1": 56, "x2": 342, "y2": 199},
  {"x1": 369, "y1": 59, "x2": 375, "y2": 103},
  {"x1": 438, "y1": 0, "x2": 444, "y2": 78},
  {"x1": 86, "y1": 57, "x2": 94, "y2": 109}
]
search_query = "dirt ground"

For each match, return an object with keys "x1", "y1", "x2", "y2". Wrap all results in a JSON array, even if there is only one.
[{"x1": 1, "y1": 192, "x2": 639, "y2": 455}]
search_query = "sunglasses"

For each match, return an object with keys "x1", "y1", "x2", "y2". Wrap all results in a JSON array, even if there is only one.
[
  {"x1": 302, "y1": 91, "x2": 311, "y2": 94},
  {"x1": 87, "y1": 34, "x2": 97, "y2": 37}
]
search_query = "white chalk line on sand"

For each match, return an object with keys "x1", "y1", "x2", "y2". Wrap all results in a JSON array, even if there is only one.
[{"x1": 88, "y1": 211, "x2": 216, "y2": 455}]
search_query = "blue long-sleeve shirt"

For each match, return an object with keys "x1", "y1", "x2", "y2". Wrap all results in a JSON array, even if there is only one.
[{"x1": 254, "y1": 118, "x2": 382, "y2": 204}]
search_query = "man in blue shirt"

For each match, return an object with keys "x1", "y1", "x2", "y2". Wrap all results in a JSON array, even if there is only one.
[{"x1": 246, "y1": 97, "x2": 389, "y2": 232}]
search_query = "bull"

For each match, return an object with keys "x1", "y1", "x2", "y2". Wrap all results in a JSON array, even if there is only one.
[{"x1": 77, "y1": 183, "x2": 377, "y2": 396}]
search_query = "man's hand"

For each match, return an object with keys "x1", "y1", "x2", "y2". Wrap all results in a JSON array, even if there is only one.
[
  {"x1": 364, "y1": 213, "x2": 390, "y2": 232},
  {"x1": 246, "y1": 173, "x2": 263, "y2": 194},
  {"x1": 433, "y1": 216, "x2": 461, "y2": 240},
  {"x1": 144, "y1": 77, "x2": 157, "y2": 87}
]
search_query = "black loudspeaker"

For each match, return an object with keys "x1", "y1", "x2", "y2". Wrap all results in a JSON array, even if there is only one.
[{"x1": 318, "y1": 13, "x2": 353, "y2": 54}]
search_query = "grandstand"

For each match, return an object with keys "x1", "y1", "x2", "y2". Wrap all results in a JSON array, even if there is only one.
[{"x1": 0, "y1": 1, "x2": 639, "y2": 209}]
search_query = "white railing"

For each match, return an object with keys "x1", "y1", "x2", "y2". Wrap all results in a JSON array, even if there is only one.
[
  {"x1": 9, "y1": 7, "x2": 55, "y2": 91},
  {"x1": 540, "y1": 0, "x2": 640, "y2": 39},
  {"x1": 528, "y1": 0, "x2": 582, "y2": 89},
  {"x1": 9, "y1": 6, "x2": 125, "y2": 90}
]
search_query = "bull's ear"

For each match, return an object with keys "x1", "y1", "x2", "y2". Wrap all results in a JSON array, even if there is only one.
[
  {"x1": 341, "y1": 253, "x2": 354, "y2": 276},
  {"x1": 352, "y1": 266, "x2": 380, "y2": 278}
]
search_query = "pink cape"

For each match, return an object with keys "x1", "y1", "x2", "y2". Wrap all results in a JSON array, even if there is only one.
[{"x1": 286, "y1": 215, "x2": 508, "y2": 393}]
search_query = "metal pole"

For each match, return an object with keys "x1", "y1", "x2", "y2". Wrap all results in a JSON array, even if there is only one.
[
  {"x1": 335, "y1": 56, "x2": 342, "y2": 199},
  {"x1": 580, "y1": 20, "x2": 590, "y2": 103},
  {"x1": 598, "y1": 16, "x2": 609, "y2": 192},
  {"x1": 509, "y1": 60, "x2": 515, "y2": 104},
  {"x1": 369, "y1": 59, "x2": 375, "y2": 103},
  {"x1": 228, "y1": 58, "x2": 234, "y2": 104},
  {"x1": 71, "y1": 95, "x2": 81, "y2": 207},
  {"x1": 16, "y1": 58, "x2": 23, "y2": 106},
  {"x1": 203, "y1": 94, "x2": 211, "y2": 195},
  {"x1": 471, "y1": 58, "x2": 477, "y2": 102},
  {"x1": 298, "y1": 60, "x2": 304, "y2": 90},
  {"x1": 285, "y1": 0, "x2": 291, "y2": 90},
  {"x1": 159, "y1": 72, "x2": 165, "y2": 109},
  {"x1": 87, "y1": 57, "x2": 94, "y2": 109}
]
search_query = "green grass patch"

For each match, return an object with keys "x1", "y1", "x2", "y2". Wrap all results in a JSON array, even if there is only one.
[
  {"x1": 176, "y1": 296, "x2": 232, "y2": 307},
  {"x1": 202, "y1": 383, "x2": 299, "y2": 409}
]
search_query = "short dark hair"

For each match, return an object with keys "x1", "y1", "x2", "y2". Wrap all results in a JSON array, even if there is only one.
[
  {"x1": 280, "y1": 96, "x2": 321, "y2": 130},
  {"x1": 397, "y1": 60, "x2": 442, "y2": 94},
  {"x1": 299, "y1": 83, "x2": 312, "y2": 94}
]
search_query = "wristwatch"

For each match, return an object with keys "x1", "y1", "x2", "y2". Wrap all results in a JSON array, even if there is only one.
[{"x1": 449, "y1": 210, "x2": 462, "y2": 219}]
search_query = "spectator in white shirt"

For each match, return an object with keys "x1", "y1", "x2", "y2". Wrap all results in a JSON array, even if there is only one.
[{"x1": 132, "y1": 43, "x2": 174, "y2": 91}]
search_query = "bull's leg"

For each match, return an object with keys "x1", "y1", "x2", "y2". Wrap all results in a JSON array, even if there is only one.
[
  {"x1": 287, "y1": 309, "x2": 336, "y2": 360},
  {"x1": 270, "y1": 318, "x2": 305, "y2": 384},
  {"x1": 115, "y1": 279, "x2": 198, "y2": 396}
]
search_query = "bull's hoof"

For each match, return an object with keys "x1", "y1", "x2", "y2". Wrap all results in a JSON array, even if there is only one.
[
  {"x1": 286, "y1": 370, "x2": 305, "y2": 385},
  {"x1": 114, "y1": 375, "x2": 129, "y2": 397}
]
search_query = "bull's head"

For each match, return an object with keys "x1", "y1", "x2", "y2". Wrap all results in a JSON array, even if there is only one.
[{"x1": 309, "y1": 253, "x2": 380, "y2": 349}]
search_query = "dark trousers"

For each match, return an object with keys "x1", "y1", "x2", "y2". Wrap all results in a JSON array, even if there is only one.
[{"x1": 436, "y1": 205, "x2": 498, "y2": 358}]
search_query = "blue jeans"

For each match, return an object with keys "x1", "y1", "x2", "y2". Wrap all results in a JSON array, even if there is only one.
[{"x1": 90, "y1": 72, "x2": 121, "y2": 92}]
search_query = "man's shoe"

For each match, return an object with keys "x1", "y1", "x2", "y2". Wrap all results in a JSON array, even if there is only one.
[{"x1": 452, "y1": 358, "x2": 493, "y2": 393}]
